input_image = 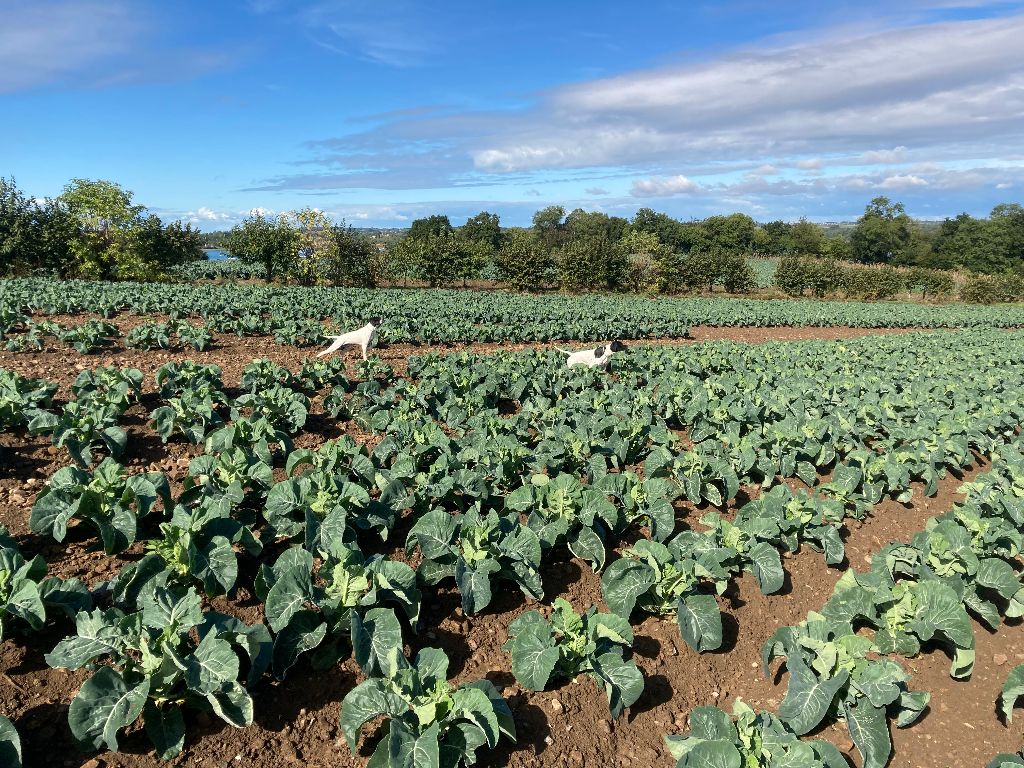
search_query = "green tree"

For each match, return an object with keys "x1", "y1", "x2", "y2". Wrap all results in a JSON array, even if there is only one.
[
  {"x1": 408, "y1": 214, "x2": 454, "y2": 241},
  {"x1": 703, "y1": 213, "x2": 757, "y2": 254},
  {"x1": 496, "y1": 229, "x2": 551, "y2": 291},
  {"x1": 460, "y1": 211, "x2": 502, "y2": 251},
  {"x1": 0, "y1": 177, "x2": 35, "y2": 275},
  {"x1": 758, "y1": 220, "x2": 793, "y2": 256},
  {"x1": 117, "y1": 216, "x2": 203, "y2": 280},
  {"x1": 619, "y1": 229, "x2": 665, "y2": 292},
  {"x1": 32, "y1": 198, "x2": 79, "y2": 275},
  {"x1": 455, "y1": 233, "x2": 490, "y2": 286},
  {"x1": 850, "y1": 197, "x2": 914, "y2": 264},
  {"x1": 991, "y1": 203, "x2": 1024, "y2": 268},
  {"x1": 324, "y1": 223, "x2": 376, "y2": 287},
  {"x1": 384, "y1": 237, "x2": 419, "y2": 286},
  {"x1": 556, "y1": 231, "x2": 627, "y2": 291},
  {"x1": 564, "y1": 209, "x2": 628, "y2": 243},
  {"x1": 59, "y1": 179, "x2": 145, "y2": 278},
  {"x1": 823, "y1": 235, "x2": 852, "y2": 262},
  {"x1": 532, "y1": 205, "x2": 567, "y2": 251},
  {"x1": 281, "y1": 208, "x2": 338, "y2": 284},
  {"x1": 458, "y1": 211, "x2": 502, "y2": 286},
  {"x1": 413, "y1": 229, "x2": 463, "y2": 287},
  {"x1": 790, "y1": 218, "x2": 826, "y2": 255},
  {"x1": 224, "y1": 213, "x2": 297, "y2": 283},
  {"x1": 931, "y1": 212, "x2": 1012, "y2": 273},
  {"x1": 632, "y1": 208, "x2": 690, "y2": 251}
]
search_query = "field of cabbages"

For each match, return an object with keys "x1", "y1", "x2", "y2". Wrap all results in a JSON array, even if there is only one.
[{"x1": 2, "y1": 279, "x2": 1024, "y2": 768}]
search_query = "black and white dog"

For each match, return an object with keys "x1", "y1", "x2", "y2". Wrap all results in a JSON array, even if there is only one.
[
  {"x1": 555, "y1": 340, "x2": 628, "y2": 368},
  {"x1": 317, "y1": 317, "x2": 384, "y2": 360}
]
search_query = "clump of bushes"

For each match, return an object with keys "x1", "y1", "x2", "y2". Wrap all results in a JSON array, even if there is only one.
[
  {"x1": 774, "y1": 257, "x2": 958, "y2": 301},
  {"x1": 960, "y1": 273, "x2": 1024, "y2": 304},
  {"x1": 657, "y1": 250, "x2": 755, "y2": 294}
]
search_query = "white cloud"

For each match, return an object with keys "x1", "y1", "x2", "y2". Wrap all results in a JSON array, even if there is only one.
[
  {"x1": 630, "y1": 175, "x2": 700, "y2": 198},
  {"x1": 878, "y1": 174, "x2": 929, "y2": 189},
  {"x1": 585, "y1": 186, "x2": 610, "y2": 195},
  {"x1": 253, "y1": 9, "x2": 1024, "y2": 220},
  {"x1": 190, "y1": 207, "x2": 232, "y2": 222},
  {"x1": 471, "y1": 15, "x2": 1024, "y2": 173}
]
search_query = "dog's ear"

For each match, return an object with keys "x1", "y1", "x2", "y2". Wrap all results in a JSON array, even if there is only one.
[
  {"x1": 611, "y1": 340, "x2": 626, "y2": 352},
  {"x1": 594, "y1": 345, "x2": 606, "y2": 357}
]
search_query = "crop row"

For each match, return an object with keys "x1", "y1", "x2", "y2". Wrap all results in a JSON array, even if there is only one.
[
  {"x1": 4, "y1": 330, "x2": 1024, "y2": 766},
  {"x1": 664, "y1": 431, "x2": 1024, "y2": 766},
  {"x1": 5, "y1": 280, "x2": 1024, "y2": 348}
]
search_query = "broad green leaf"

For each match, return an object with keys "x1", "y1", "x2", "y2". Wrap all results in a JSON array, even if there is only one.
[
  {"x1": 508, "y1": 622, "x2": 558, "y2": 691},
  {"x1": 206, "y1": 682, "x2": 254, "y2": 728},
  {"x1": 193, "y1": 535, "x2": 237, "y2": 596},
  {"x1": 843, "y1": 698, "x2": 892, "y2": 768},
  {"x1": 685, "y1": 741, "x2": 743, "y2": 768},
  {"x1": 778, "y1": 656, "x2": 849, "y2": 736},
  {"x1": 264, "y1": 566, "x2": 313, "y2": 633},
  {"x1": 184, "y1": 632, "x2": 240, "y2": 694},
  {"x1": 601, "y1": 558, "x2": 656, "y2": 618},
  {"x1": 0, "y1": 716, "x2": 21, "y2": 768},
  {"x1": 389, "y1": 719, "x2": 440, "y2": 768},
  {"x1": 352, "y1": 606, "x2": 404, "y2": 678},
  {"x1": 45, "y1": 608, "x2": 124, "y2": 669},
  {"x1": 407, "y1": 509, "x2": 457, "y2": 560},
  {"x1": 68, "y1": 666, "x2": 150, "y2": 752},
  {"x1": 272, "y1": 610, "x2": 327, "y2": 680},
  {"x1": 340, "y1": 678, "x2": 408, "y2": 751},
  {"x1": 677, "y1": 594, "x2": 723, "y2": 653},
  {"x1": 1000, "y1": 665, "x2": 1024, "y2": 723},
  {"x1": 747, "y1": 541, "x2": 784, "y2": 595},
  {"x1": 688, "y1": 705, "x2": 736, "y2": 740},
  {"x1": 455, "y1": 558, "x2": 500, "y2": 616},
  {"x1": 590, "y1": 652, "x2": 644, "y2": 718},
  {"x1": 143, "y1": 701, "x2": 185, "y2": 760}
]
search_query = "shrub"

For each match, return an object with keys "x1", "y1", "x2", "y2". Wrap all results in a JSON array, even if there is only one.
[
  {"x1": 961, "y1": 273, "x2": 1024, "y2": 304},
  {"x1": 495, "y1": 229, "x2": 552, "y2": 291},
  {"x1": 906, "y1": 267, "x2": 956, "y2": 299}
]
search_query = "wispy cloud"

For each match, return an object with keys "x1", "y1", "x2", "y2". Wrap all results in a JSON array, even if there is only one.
[
  {"x1": 290, "y1": 1, "x2": 440, "y2": 68},
  {"x1": 0, "y1": 2, "x2": 140, "y2": 92},
  {"x1": 0, "y1": 0, "x2": 231, "y2": 92}
]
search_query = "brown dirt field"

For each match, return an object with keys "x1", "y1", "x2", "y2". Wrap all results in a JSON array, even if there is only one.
[{"x1": 1, "y1": 326, "x2": 1022, "y2": 768}]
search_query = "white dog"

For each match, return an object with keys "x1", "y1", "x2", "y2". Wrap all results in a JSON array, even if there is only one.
[
  {"x1": 317, "y1": 317, "x2": 383, "y2": 360},
  {"x1": 555, "y1": 340, "x2": 627, "y2": 368}
]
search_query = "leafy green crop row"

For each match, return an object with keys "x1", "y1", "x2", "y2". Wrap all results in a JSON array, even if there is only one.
[
  {"x1": 5, "y1": 279, "x2": 1024, "y2": 350},
  {"x1": 760, "y1": 435, "x2": 1024, "y2": 768}
]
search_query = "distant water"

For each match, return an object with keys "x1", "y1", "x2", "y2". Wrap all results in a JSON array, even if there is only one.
[{"x1": 204, "y1": 249, "x2": 229, "y2": 261}]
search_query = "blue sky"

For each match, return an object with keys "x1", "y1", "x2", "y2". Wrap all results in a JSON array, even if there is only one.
[{"x1": 2, "y1": 0, "x2": 1024, "y2": 229}]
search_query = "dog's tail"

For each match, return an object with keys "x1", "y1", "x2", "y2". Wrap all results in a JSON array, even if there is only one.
[{"x1": 553, "y1": 346, "x2": 573, "y2": 355}]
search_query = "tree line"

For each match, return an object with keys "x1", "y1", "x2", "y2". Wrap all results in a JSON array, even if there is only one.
[
  {"x1": 4, "y1": 176, "x2": 1024, "y2": 296},
  {"x1": 0, "y1": 178, "x2": 203, "y2": 280}
]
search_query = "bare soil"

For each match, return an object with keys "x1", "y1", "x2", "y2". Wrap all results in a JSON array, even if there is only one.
[{"x1": 1, "y1": 325, "x2": 1021, "y2": 768}]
